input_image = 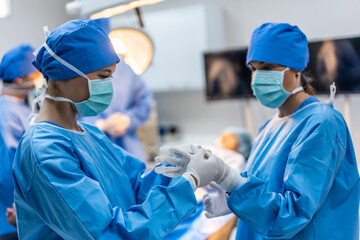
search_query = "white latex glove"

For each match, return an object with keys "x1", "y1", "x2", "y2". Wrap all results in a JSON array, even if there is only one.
[
  {"x1": 103, "y1": 112, "x2": 131, "y2": 137},
  {"x1": 206, "y1": 149, "x2": 247, "y2": 193},
  {"x1": 184, "y1": 145, "x2": 218, "y2": 188},
  {"x1": 155, "y1": 145, "x2": 218, "y2": 191},
  {"x1": 154, "y1": 144, "x2": 193, "y2": 177},
  {"x1": 155, "y1": 144, "x2": 246, "y2": 192},
  {"x1": 203, "y1": 183, "x2": 232, "y2": 218}
]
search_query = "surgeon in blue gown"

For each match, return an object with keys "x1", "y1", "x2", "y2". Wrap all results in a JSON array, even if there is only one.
[
  {"x1": 12, "y1": 19, "x2": 198, "y2": 239},
  {"x1": 80, "y1": 18, "x2": 152, "y2": 162},
  {"x1": 156, "y1": 23, "x2": 359, "y2": 240},
  {"x1": 0, "y1": 44, "x2": 39, "y2": 239}
]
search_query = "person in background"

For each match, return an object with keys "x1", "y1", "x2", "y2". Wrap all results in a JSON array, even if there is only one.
[
  {"x1": 216, "y1": 127, "x2": 253, "y2": 161},
  {"x1": 156, "y1": 23, "x2": 359, "y2": 240},
  {"x1": 79, "y1": 18, "x2": 153, "y2": 162},
  {"x1": 0, "y1": 44, "x2": 39, "y2": 240},
  {"x1": 12, "y1": 19, "x2": 199, "y2": 239}
]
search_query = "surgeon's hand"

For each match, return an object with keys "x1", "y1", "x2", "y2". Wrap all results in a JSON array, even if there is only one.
[
  {"x1": 6, "y1": 203, "x2": 17, "y2": 227},
  {"x1": 154, "y1": 144, "x2": 194, "y2": 177},
  {"x1": 183, "y1": 145, "x2": 219, "y2": 188},
  {"x1": 205, "y1": 149, "x2": 247, "y2": 193},
  {"x1": 101, "y1": 112, "x2": 131, "y2": 137},
  {"x1": 155, "y1": 145, "x2": 219, "y2": 191},
  {"x1": 203, "y1": 183, "x2": 232, "y2": 218}
]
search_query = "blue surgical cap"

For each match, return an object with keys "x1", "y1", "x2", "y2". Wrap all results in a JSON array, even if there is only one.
[
  {"x1": 93, "y1": 18, "x2": 111, "y2": 35},
  {"x1": 33, "y1": 19, "x2": 120, "y2": 81},
  {"x1": 246, "y1": 23, "x2": 309, "y2": 72},
  {"x1": 0, "y1": 44, "x2": 37, "y2": 82},
  {"x1": 223, "y1": 127, "x2": 252, "y2": 160}
]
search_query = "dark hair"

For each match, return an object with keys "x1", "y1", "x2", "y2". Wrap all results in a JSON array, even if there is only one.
[{"x1": 300, "y1": 71, "x2": 316, "y2": 95}]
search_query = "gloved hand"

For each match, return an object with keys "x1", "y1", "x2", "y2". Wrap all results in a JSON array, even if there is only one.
[
  {"x1": 206, "y1": 149, "x2": 247, "y2": 193},
  {"x1": 184, "y1": 145, "x2": 219, "y2": 188},
  {"x1": 154, "y1": 144, "x2": 193, "y2": 177},
  {"x1": 156, "y1": 144, "x2": 246, "y2": 193},
  {"x1": 97, "y1": 112, "x2": 131, "y2": 137},
  {"x1": 155, "y1": 145, "x2": 219, "y2": 191},
  {"x1": 203, "y1": 183, "x2": 232, "y2": 218}
]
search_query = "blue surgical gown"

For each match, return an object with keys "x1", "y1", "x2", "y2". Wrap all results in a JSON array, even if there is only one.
[
  {"x1": 80, "y1": 60, "x2": 153, "y2": 162},
  {"x1": 0, "y1": 95, "x2": 30, "y2": 236},
  {"x1": 12, "y1": 121, "x2": 196, "y2": 239},
  {"x1": 228, "y1": 101, "x2": 359, "y2": 240}
]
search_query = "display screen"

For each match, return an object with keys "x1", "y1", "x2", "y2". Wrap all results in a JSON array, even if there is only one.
[{"x1": 205, "y1": 36, "x2": 360, "y2": 100}]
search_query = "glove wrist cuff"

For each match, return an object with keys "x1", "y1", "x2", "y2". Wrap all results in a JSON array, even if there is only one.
[
  {"x1": 182, "y1": 172, "x2": 197, "y2": 191},
  {"x1": 218, "y1": 167, "x2": 246, "y2": 193}
]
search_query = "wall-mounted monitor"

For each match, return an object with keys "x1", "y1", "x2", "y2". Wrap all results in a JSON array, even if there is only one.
[{"x1": 205, "y1": 36, "x2": 360, "y2": 101}]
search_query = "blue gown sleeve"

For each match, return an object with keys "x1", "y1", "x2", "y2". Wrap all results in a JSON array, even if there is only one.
[
  {"x1": 24, "y1": 133, "x2": 197, "y2": 240},
  {"x1": 112, "y1": 144, "x2": 172, "y2": 203},
  {"x1": 227, "y1": 117, "x2": 347, "y2": 239},
  {"x1": 0, "y1": 113, "x2": 25, "y2": 193},
  {"x1": 123, "y1": 74, "x2": 153, "y2": 132}
]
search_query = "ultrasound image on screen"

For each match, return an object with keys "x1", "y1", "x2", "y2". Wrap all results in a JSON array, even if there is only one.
[
  {"x1": 306, "y1": 37, "x2": 360, "y2": 93},
  {"x1": 205, "y1": 49, "x2": 252, "y2": 100}
]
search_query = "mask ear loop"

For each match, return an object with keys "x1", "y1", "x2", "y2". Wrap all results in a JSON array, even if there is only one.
[
  {"x1": 30, "y1": 26, "x2": 58, "y2": 125},
  {"x1": 29, "y1": 82, "x2": 47, "y2": 125}
]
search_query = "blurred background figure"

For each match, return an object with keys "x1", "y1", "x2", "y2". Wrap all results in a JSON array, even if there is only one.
[
  {"x1": 79, "y1": 18, "x2": 153, "y2": 162},
  {"x1": 6, "y1": 203, "x2": 16, "y2": 229},
  {"x1": 0, "y1": 44, "x2": 39, "y2": 240},
  {"x1": 163, "y1": 127, "x2": 252, "y2": 240},
  {"x1": 215, "y1": 127, "x2": 253, "y2": 161}
]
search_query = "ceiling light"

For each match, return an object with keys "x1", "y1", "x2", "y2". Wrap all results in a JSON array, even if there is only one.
[{"x1": 90, "y1": 0, "x2": 164, "y2": 19}]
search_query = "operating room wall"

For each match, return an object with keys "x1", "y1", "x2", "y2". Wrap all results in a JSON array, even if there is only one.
[
  {"x1": 142, "y1": 0, "x2": 360, "y2": 160},
  {"x1": 0, "y1": 0, "x2": 72, "y2": 57}
]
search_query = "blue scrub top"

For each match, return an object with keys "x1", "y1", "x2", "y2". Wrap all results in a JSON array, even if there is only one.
[
  {"x1": 79, "y1": 60, "x2": 153, "y2": 162},
  {"x1": 229, "y1": 100, "x2": 359, "y2": 239},
  {"x1": 12, "y1": 121, "x2": 196, "y2": 239},
  {"x1": 0, "y1": 95, "x2": 30, "y2": 236}
]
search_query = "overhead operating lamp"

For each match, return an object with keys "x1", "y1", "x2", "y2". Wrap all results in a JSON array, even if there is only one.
[
  {"x1": 65, "y1": 0, "x2": 157, "y2": 75},
  {"x1": 109, "y1": 28, "x2": 153, "y2": 75}
]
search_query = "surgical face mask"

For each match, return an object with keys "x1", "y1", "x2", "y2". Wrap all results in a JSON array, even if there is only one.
[
  {"x1": 45, "y1": 77, "x2": 113, "y2": 117},
  {"x1": 251, "y1": 67, "x2": 303, "y2": 109}
]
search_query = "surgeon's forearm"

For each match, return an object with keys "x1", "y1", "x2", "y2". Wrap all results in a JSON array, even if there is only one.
[{"x1": 118, "y1": 177, "x2": 197, "y2": 239}]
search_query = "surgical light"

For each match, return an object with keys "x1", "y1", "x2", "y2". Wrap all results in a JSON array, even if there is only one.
[{"x1": 109, "y1": 28, "x2": 153, "y2": 75}]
